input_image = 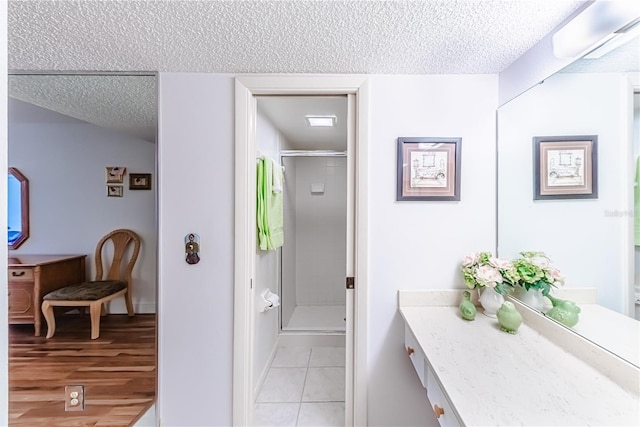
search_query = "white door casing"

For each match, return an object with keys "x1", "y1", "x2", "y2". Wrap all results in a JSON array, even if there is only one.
[
  {"x1": 344, "y1": 92, "x2": 356, "y2": 426},
  {"x1": 233, "y1": 75, "x2": 369, "y2": 426}
]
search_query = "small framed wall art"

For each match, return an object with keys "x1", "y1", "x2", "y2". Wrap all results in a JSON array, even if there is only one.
[
  {"x1": 396, "y1": 137, "x2": 462, "y2": 201},
  {"x1": 129, "y1": 173, "x2": 152, "y2": 190},
  {"x1": 105, "y1": 166, "x2": 126, "y2": 184},
  {"x1": 533, "y1": 135, "x2": 597, "y2": 200},
  {"x1": 107, "y1": 185, "x2": 123, "y2": 197}
]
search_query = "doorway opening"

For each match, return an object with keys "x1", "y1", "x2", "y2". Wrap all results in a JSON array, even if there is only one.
[
  {"x1": 254, "y1": 96, "x2": 348, "y2": 425},
  {"x1": 234, "y1": 75, "x2": 369, "y2": 427}
]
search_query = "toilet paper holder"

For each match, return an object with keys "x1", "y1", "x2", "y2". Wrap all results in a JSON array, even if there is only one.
[{"x1": 260, "y1": 289, "x2": 280, "y2": 313}]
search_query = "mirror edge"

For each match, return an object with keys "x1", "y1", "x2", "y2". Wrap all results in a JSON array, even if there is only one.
[{"x1": 8, "y1": 167, "x2": 29, "y2": 250}]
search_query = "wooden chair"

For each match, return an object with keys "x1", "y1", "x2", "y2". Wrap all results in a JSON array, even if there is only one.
[{"x1": 41, "y1": 229, "x2": 141, "y2": 339}]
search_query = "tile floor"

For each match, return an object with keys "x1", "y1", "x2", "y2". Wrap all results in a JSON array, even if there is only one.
[{"x1": 254, "y1": 346, "x2": 345, "y2": 426}]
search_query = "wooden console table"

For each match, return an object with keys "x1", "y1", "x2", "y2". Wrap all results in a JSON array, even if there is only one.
[{"x1": 8, "y1": 255, "x2": 86, "y2": 336}]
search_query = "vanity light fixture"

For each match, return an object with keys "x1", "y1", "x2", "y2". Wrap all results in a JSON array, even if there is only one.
[
  {"x1": 552, "y1": 0, "x2": 640, "y2": 59},
  {"x1": 583, "y1": 19, "x2": 640, "y2": 59},
  {"x1": 305, "y1": 115, "x2": 337, "y2": 127}
]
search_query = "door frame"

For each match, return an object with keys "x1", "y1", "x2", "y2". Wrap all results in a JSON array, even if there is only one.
[{"x1": 233, "y1": 75, "x2": 369, "y2": 426}]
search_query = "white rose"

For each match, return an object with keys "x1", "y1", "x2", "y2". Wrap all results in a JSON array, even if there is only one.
[
  {"x1": 529, "y1": 256, "x2": 549, "y2": 269},
  {"x1": 462, "y1": 253, "x2": 478, "y2": 267},
  {"x1": 549, "y1": 268, "x2": 564, "y2": 285},
  {"x1": 476, "y1": 265, "x2": 503, "y2": 287},
  {"x1": 490, "y1": 257, "x2": 511, "y2": 269}
]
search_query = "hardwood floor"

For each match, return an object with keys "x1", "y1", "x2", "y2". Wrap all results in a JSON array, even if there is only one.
[{"x1": 9, "y1": 313, "x2": 156, "y2": 426}]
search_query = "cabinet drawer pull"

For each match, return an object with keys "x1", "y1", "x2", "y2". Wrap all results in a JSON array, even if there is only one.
[
  {"x1": 12, "y1": 271, "x2": 26, "y2": 277},
  {"x1": 406, "y1": 346, "x2": 414, "y2": 356},
  {"x1": 433, "y1": 404, "x2": 445, "y2": 418}
]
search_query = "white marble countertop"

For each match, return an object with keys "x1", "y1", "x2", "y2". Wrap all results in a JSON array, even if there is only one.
[
  {"x1": 513, "y1": 287, "x2": 640, "y2": 368},
  {"x1": 568, "y1": 304, "x2": 640, "y2": 368},
  {"x1": 399, "y1": 293, "x2": 640, "y2": 426}
]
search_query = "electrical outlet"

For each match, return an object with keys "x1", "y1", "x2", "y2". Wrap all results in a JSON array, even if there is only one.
[{"x1": 65, "y1": 385, "x2": 85, "y2": 411}]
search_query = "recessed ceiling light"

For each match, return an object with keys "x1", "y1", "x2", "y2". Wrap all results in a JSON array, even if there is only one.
[{"x1": 305, "y1": 115, "x2": 337, "y2": 127}]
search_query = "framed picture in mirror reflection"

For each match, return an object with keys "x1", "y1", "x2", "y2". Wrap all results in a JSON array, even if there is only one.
[{"x1": 533, "y1": 135, "x2": 597, "y2": 200}]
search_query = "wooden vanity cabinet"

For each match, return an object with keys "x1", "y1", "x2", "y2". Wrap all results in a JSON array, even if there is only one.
[{"x1": 8, "y1": 255, "x2": 86, "y2": 336}]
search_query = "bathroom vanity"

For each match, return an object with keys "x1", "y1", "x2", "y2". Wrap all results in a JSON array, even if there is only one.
[{"x1": 398, "y1": 290, "x2": 639, "y2": 426}]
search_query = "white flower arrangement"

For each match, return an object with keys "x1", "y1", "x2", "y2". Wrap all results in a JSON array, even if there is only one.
[
  {"x1": 461, "y1": 251, "x2": 518, "y2": 296},
  {"x1": 512, "y1": 251, "x2": 564, "y2": 296}
]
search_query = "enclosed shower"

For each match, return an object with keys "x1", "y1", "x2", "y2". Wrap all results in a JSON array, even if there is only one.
[{"x1": 280, "y1": 151, "x2": 347, "y2": 332}]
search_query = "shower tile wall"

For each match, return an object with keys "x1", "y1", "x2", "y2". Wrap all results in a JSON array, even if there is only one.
[{"x1": 284, "y1": 157, "x2": 347, "y2": 307}]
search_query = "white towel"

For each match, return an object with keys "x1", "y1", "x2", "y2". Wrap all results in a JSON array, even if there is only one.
[{"x1": 272, "y1": 157, "x2": 284, "y2": 193}]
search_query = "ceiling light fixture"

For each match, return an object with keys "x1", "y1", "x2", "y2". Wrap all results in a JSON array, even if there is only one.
[
  {"x1": 552, "y1": 0, "x2": 640, "y2": 59},
  {"x1": 305, "y1": 115, "x2": 337, "y2": 127}
]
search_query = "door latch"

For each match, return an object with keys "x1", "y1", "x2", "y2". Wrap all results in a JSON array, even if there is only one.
[{"x1": 346, "y1": 277, "x2": 355, "y2": 290}]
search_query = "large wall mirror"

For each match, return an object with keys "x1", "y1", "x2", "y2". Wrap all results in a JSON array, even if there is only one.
[
  {"x1": 8, "y1": 72, "x2": 158, "y2": 424},
  {"x1": 8, "y1": 166, "x2": 29, "y2": 249},
  {"x1": 497, "y1": 33, "x2": 640, "y2": 367}
]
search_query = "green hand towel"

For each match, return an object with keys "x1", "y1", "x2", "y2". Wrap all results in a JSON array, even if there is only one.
[
  {"x1": 257, "y1": 157, "x2": 284, "y2": 251},
  {"x1": 257, "y1": 158, "x2": 269, "y2": 250}
]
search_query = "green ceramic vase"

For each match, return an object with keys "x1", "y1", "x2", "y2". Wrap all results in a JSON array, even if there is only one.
[
  {"x1": 459, "y1": 290, "x2": 476, "y2": 321},
  {"x1": 496, "y1": 301, "x2": 522, "y2": 334}
]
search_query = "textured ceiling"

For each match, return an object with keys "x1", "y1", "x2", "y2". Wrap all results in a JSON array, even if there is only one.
[
  {"x1": 9, "y1": 74, "x2": 157, "y2": 142},
  {"x1": 7, "y1": 0, "x2": 596, "y2": 142},
  {"x1": 8, "y1": 0, "x2": 587, "y2": 74}
]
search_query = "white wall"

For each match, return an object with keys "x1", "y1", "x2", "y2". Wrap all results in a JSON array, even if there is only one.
[
  {"x1": 157, "y1": 73, "x2": 499, "y2": 426},
  {"x1": 0, "y1": 71, "x2": 498, "y2": 427},
  {"x1": 293, "y1": 156, "x2": 347, "y2": 306},
  {"x1": 367, "y1": 75, "x2": 498, "y2": 426},
  {"x1": 157, "y1": 73, "x2": 234, "y2": 426},
  {"x1": 498, "y1": 73, "x2": 630, "y2": 313},
  {"x1": 254, "y1": 105, "x2": 282, "y2": 392},
  {"x1": 8, "y1": 99, "x2": 157, "y2": 313},
  {"x1": 634, "y1": 92, "x2": 640, "y2": 277}
]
